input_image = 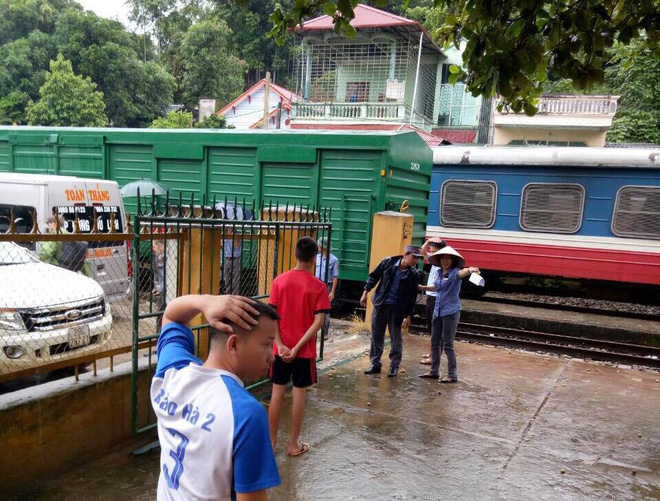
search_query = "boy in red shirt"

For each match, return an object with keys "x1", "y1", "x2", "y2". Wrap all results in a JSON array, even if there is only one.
[{"x1": 268, "y1": 236, "x2": 331, "y2": 457}]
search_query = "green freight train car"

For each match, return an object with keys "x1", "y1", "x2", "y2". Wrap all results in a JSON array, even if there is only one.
[{"x1": 0, "y1": 126, "x2": 431, "y2": 299}]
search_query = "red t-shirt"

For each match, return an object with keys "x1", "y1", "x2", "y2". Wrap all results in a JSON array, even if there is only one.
[{"x1": 269, "y1": 269, "x2": 331, "y2": 359}]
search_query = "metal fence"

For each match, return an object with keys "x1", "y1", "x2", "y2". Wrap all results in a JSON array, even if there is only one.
[
  {"x1": 131, "y1": 194, "x2": 332, "y2": 434},
  {"x1": 0, "y1": 208, "x2": 133, "y2": 383}
]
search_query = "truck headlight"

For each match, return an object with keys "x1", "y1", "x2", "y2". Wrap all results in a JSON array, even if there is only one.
[
  {"x1": 3, "y1": 345, "x2": 25, "y2": 359},
  {"x1": 0, "y1": 310, "x2": 25, "y2": 331}
]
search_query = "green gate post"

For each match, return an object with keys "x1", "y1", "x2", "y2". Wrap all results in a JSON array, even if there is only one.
[{"x1": 131, "y1": 210, "x2": 142, "y2": 435}]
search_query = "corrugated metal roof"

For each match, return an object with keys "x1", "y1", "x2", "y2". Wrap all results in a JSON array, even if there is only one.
[
  {"x1": 297, "y1": 4, "x2": 421, "y2": 31},
  {"x1": 431, "y1": 129, "x2": 477, "y2": 144}
]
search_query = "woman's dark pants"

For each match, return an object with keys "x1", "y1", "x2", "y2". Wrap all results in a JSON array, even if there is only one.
[{"x1": 430, "y1": 311, "x2": 460, "y2": 378}]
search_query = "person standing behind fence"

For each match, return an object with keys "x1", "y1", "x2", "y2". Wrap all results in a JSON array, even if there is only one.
[
  {"x1": 315, "y1": 236, "x2": 339, "y2": 340},
  {"x1": 359, "y1": 245, "x2": 422, "y2": 378},
  {"x1": 38, "y1": 215, "x2": 93, "y2": 278},
  {"x1": 268, "y1": 236, "x2": 331, "y2": 457},
  {"x1": 420, "y1": 238, "x2": 445, "y2": 365},
  {"x1": 217, "y1": 202, "x2": 244, "y2": 295},
  {"x1": 223, "y1": 236, "x2": 242, "y2": 294},
  {"x1": 419, "y1": 246, "x2": 479, "y2": 383},
  {"x1": 152, "y1": 239, "x2": 165, "y2": 296},
  {"x1": 152, "y1": 294, "x2": 281, "y2": 500}
]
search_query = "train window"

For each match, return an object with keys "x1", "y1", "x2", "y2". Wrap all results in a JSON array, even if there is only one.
[
  {"x1": 520, "y1": 183, "x2": 585, "y2": 233},
  {"x1": 441, "y1": 180, "x2": 497, "y2": 228},
  {"x1": 612, "y1": 186, "x2": 660, "y2": 239}
]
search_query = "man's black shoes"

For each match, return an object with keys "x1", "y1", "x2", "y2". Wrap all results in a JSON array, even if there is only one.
[
  {"x1": 387, "y1": 366, "x2": 399, "y2": 377},
  {"x1": 364, "y1": 365, "x2": 381, "y2": 375}
]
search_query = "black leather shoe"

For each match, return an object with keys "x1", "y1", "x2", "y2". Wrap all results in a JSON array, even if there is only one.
[
  {"x1": 364, "y1": 365, "x2": 381, "y2": 375},
  {"x1": 387, "y1": 366, "x2": 399, "y2": 377}
]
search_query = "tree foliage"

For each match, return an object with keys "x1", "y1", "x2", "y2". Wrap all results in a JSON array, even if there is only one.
[
  {"x1": 264, "y1": 0, "x2": 660, "y2": 114},
  {"x1": 606, "y1": 44, "x2": 660, "y2": 144},
  {"x1": 53, "y1": 7, "x2": 175, "y2": 126},
  {"x1": 139, "y1": 0, "x2": 290, "y2": 103},
  {"x1": 214, "y1": 0, "x2": 293, "y2": 85},
  {"x1": 545, "y1": 39, "x2": 660, "y2": 144},
  {"x1": 0, "y1": 0, "x2": 174, "y2": 126},
  {"x1": 149, "y1": 110, "x2": 193, "y2": 128},
  {"x1": 178, "y1": 19, "x2": 245, "y2": 108},
  {"x1": 149, "y1": 109, "x2": 233, "y2": 130},
  {"x1": 195, "y1": 114, "x2": 233, "y2": 129},
  {"x1": 26, "y1": 54, "x2": 107, "y2": 126}
]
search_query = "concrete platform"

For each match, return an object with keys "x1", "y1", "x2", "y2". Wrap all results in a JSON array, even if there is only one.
[
  {"x1": 18, "y1": 334, "x2": 660, "y2": 500},
  {"x1": 461, "y1": 299, "x2": 660, "y2": 347}
]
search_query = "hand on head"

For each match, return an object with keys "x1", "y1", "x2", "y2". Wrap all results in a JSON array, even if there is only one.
[{"x1": 203, "y1": 295, "x2": 260, "y2": 334}]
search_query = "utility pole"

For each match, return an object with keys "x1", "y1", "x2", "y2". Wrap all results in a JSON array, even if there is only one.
[
  {"x1": 276, "y1": 101, "x2": 282, "y2": 129},
  {"x1": 263, "y1": 71, "x2": 271, "y2": 130},
  {"x1": 410, "y1": 32, "x2": 424, "y2": 125}
]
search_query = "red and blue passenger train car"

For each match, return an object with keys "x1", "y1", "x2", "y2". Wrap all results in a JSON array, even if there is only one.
[{"x1": 426, "y1": 147, "x2": 660, "y2": 287}]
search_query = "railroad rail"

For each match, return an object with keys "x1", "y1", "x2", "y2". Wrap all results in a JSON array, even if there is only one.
[
  {"x1": 455, "y1": 322, "x2": 660, "y2": 369},
  {"x1": 471, "y1": 295, "x2": 660, "y2": 322}
]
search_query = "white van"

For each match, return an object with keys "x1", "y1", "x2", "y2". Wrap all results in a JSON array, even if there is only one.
[
  {"x1": 0, "y1": 242, "x2": 113, "y2": 373},
  {"x1": 0, "y1": 173, "x2": 129, "y2": 297}
]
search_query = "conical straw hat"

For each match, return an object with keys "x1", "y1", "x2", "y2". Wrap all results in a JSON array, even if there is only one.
[{"x1": 428, "y1": 245, "x2": 465, "y2": 268}]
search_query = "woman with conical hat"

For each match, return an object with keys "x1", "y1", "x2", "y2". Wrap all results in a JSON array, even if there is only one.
[{"x1": 418, "y1": 245, "x2": 479, "y2": 383}]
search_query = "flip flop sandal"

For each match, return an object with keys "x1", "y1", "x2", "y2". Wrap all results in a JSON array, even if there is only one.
[
  {"x1": 418, "y1": 373, "x2": 439, "y2": 379},
  {"x1": 420, "y1": 359, "x2": 432, "y2": 365},
  {"x1": 422, "y1": 354, "x2": 431, "y2": 358},
  {"x1": 289, "y1": 442, "x2": 310, "y2": 457},
  {"x1": 440, "y1": 378, "x2": 458, "y2": 384}
]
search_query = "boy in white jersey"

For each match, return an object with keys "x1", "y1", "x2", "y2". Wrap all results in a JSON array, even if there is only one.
[{"x1": 152, "y1": 294, "x2": 281, "y2": 501}]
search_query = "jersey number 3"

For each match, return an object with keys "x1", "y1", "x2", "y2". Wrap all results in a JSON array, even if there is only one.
[{"x1": 163, "y1": 428, "x2": 189, "y2": 490}]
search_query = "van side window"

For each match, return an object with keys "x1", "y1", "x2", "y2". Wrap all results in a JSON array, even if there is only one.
[
  {"x1": 0, "y1": 204, "x2": 36, "y2": 233},
  {"x1": 53, "y1": 205, "x2": 124, "y2": 248}
]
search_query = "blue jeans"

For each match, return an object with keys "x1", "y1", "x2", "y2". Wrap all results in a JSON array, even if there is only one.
[{"x1": 430, "y1": 311, "x2": 460, "y2": 379}]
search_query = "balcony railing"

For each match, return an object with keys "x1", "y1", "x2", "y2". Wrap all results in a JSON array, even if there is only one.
[
  {"x1": 292, "y1": 102, "x2": 407, "y2": 121},
  {"x1": 499, "y1": 95, "x2": 619, "y2": 116}
]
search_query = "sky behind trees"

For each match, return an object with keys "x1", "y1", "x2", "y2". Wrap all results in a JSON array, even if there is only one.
[{"x1": 77, "y1": 0, "x2": 132, "y2": 27}]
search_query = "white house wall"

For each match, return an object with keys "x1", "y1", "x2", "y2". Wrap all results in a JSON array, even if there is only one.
[{"x1": 221, "y1": 87, "x2": 292, "y2": 129}]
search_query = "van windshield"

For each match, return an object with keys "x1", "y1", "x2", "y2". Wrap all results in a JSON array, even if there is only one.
[{"x1": 0, "y1": 242, "x2": 35, "y2": 265}]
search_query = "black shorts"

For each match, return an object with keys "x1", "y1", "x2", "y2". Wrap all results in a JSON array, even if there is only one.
[{"x1": 270, "y1": 356, "x2": 317, "y2": 388}]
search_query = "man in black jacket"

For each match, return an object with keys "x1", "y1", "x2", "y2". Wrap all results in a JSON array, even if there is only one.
[{"x1": 359, "y1": 245, "x2": 423, "y2": 377}]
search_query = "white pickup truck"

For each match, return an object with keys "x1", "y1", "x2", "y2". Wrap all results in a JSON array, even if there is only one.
[{"x1": 0, "y1": 242, "x2": 113, "y2": 374}]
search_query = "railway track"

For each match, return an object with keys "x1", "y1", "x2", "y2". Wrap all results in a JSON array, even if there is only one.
[
  {"x1": 454, "y1": 322, "x2": 660, "y2": 369},
  {"x1": 473, "y1": 295, "x2": 659, "y2": 322},
  {"x1": 351, "y1": 305, "x2": 660, "y2": 368}
]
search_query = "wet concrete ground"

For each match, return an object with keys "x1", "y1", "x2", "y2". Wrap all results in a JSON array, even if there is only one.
[{"x1": 20, "y1": 333, "x2": 660, "y2": 500}]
